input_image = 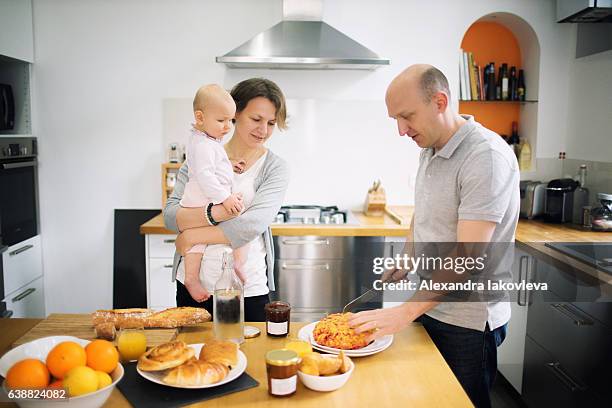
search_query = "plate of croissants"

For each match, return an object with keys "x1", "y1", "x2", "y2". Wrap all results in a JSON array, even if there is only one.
[{"x1": 136, "y1": 340, "x2": 246, "y2": 388}]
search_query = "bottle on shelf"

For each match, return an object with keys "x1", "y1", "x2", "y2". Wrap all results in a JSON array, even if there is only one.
[
  {"x1": 510, "y1": 66, "x2": 517, "y2": 101},
  {"x1": 501, "y1": 64, "x2": 509, "y2": 101},
  {"x1": 519, "y1": 138, "x2": 531, "y2": 172},
  {"x1": 213, "y1": 248, "x2": 245, "y2": 344},
  {"x1": 572, "y1": 164, "x2": 590, "y2": 225},
  {"x1": 508, "y1": 121, "x2": 520, "y2": 158},
  {"x1": 486, "y1": 62, "x2": 496, "y2": 100},
  {"x1": 517, "y1": 69, "x2": 526, "y2": 101},
  {"x1": 496, "y1": 65, "x2": 503, "y2": 100}
]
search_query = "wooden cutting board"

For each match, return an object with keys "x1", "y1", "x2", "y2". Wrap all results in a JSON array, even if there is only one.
[{"x1": 12, "y1": 313, "x2": 178, "y2": 347}]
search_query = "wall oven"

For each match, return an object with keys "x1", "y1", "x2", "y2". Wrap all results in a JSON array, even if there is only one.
[{"x1": 0, "y1": 137, "x2": 39, "y2": 247}]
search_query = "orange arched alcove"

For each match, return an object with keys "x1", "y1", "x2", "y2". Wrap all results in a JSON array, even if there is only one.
[{"x1": 459, "y1": 22, "x2": 522, "y2": 137}]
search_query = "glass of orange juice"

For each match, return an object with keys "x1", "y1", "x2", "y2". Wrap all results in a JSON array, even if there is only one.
[
  {"x1": 284, "y1": 338, "x2": 312, "y2": 357},
  {"x1": 117, "y1": 327, "x2": 147, "y2": 361}
]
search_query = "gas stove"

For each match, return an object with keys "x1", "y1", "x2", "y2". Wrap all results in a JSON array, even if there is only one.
[{"x1": 275, "y1": 205, "x2": 352, "y2": 224}]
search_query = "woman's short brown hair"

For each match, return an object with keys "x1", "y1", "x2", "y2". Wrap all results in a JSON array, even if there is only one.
[{"x1": 230, "y1": 78, "x2": 288, "y2": 130}]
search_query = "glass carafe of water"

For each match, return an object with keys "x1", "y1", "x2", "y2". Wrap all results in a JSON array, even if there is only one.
[{"x1": 213, "y1": 248, "x2": 244, "y2": 343}]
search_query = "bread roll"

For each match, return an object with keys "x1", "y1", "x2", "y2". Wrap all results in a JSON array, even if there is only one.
[
  {"x1": 94, "y1": 322, "x2": 116, "y2": 340},
  {"x1": 137, "y1": 340, "x2": 195, "y2": 371},
  {"x1": 198, "y1": 340, "x2": 238, "y2": 367},
  {"x1": 163, "y1": 360, "x2": 229, "y2": 386}
]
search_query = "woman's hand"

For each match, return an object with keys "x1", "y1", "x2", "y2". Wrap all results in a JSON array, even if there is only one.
[
  {"x1": 230, "y1": 158, "x2": 247, "y2": 174},
  {"x1": 175, "y1": 230, "x2": 196, "y2": 256}
]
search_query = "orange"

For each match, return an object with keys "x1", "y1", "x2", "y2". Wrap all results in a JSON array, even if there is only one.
[
  {"x1": 46, "y1": 341, "x2": 87, "y2": 379},
  {"x1": 85, "y1": 340, "x2": 119, "y2": 373},
  {"x1": 6, "y1": 359, "x2": 50, "y2": 389},
  {"x1": 49, "y1": 379, "x2": 64, "y2": 389}
]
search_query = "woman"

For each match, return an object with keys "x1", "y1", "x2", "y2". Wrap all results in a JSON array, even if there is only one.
[{"x1": 163, "y1": 78, "x2": 289, "y2": 322}]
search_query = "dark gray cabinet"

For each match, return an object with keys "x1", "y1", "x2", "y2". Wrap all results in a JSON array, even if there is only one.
[{"x1": 522, "y1": 256, "x2": 612, "y2": 407}]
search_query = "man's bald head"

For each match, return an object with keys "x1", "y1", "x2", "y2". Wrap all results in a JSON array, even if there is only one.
[
  {"x1": 193, "y1": 84, "x2": 235, "y2": 113},
  {"x1": 387, "y1": 64, "x2": 451, "y2": 104}
]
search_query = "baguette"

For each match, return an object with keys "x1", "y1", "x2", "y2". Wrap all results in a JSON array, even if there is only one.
[{"x1": 92, "y1": 307, "x2": 211, "y2": 329}]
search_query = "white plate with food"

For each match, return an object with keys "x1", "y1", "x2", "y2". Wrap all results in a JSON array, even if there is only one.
[
  {"x1": 298, "y1": 320, "x2": 393, "y2": 357},
  {"x1": 136, "y1": 342, "x2": 247, "y2": 389}
]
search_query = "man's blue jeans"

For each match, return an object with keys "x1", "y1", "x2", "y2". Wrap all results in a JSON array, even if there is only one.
[{"x1": 417, "y1": 314, "x2": 507, "y2": 408}]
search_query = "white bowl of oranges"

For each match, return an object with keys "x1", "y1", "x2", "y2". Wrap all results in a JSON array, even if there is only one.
[{"x1": 0, "y1": 336, "x2": 123, "y2": 408}]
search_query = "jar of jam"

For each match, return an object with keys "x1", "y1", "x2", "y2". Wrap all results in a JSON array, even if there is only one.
[
  {"x1": 265, "y1": 301, "x2": 291, "y2": 337},
  {"x1": 265, "y1": 349, "x2": 300, "y2": 397}
]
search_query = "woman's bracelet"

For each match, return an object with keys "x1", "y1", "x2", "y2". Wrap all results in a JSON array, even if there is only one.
[{"x1": 205, "y1": 202, "x2": 220, "y2": 226}]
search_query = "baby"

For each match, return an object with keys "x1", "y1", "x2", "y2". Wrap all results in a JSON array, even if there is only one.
[{"x1": 180, "y1": 84, "x2": 248, "y2": 302}]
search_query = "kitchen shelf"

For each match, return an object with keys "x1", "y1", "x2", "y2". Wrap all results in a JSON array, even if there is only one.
[
  {"x1": 161, "y1": 162, "x2": 183, "y2": 207},
  {"x1": 459, "y1": 16, "x2": 541, "y2": 172}
]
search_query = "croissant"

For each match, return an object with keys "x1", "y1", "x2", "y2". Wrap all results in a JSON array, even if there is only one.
[
  {"x1": 198, "y1": 340, "x2": 238, "y2": 367},
  {"x1": 137, "y1": 340, "x2": 195, "y2": 371},
  {"x1": 163, "y1": 359, "x2": 230, "y2": 386}
]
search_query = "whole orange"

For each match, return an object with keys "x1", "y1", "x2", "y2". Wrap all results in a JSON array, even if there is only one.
[
  {"x1": 46, "y1": 341, "x2": 87, "y2": 379},
  {"x1": 85, "y1": 340, "x2": 119, "y2": 373},
  {"x1": 6, "y1": 359, "x2": 50, "y2": 389}
]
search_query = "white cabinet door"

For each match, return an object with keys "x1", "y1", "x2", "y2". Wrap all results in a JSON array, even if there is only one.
[
  {"x1": 148, "y1": 234, "x2": 178, "y2": 258},
  {"x1": 0, "y1": 0, "x2": 34, "y2": 62},
  {"x1": 497, "y1": 246, "x2": 532, "y2": 394},
  {"x1": 5, "y1": 276, "x2": 45, "y2": 318},
  {"x1": 148, "y1": 258, "x2": 176, "y2": 310},
  {"x1": 2, "y1": 235, "x2": 43, "y2": 298}
]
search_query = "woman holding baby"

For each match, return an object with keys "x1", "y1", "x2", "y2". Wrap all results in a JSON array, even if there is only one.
[{"x1": 163, "y1": 77, "x2": 289, "y2": 322}]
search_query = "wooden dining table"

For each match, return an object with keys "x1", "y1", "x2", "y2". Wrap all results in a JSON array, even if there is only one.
[{"x1": 0, "y1": 317, "x2": 473, "y2": 407}]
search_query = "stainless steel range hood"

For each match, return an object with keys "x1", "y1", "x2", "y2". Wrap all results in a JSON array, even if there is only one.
[
  {"x1": 216, "y1": 0, "x2": 389, "y2": 70},
  {"x1": 557, "y1": 0, "x2": 612, "y2": 22}
]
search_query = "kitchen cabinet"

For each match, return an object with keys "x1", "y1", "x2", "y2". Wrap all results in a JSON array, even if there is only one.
[
  {"x1": 0, "y1": 0, "x2": 34, "y2": 63},
  {"x1": 2, "y1": 235, "x2": 42, "y2": 299},
  {"x1": 145, "y1": 234, "x2": 177, "y2": 309},
  {"x1": 4, "y1": 276, "x2": 44, "y2": 318},
  {"x1": 522, "y1": 257, "x2": 611, "y2": 406},
  {"x1": 497, "y1": 245, "x2": 533, "y2": 394}
]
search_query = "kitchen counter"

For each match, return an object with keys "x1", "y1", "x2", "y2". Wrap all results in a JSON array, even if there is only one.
[
  {"x1": 0, "y1": 318, "x2": 472, "y2": 407},
  {"x1": 140, "y1": 207, "x2": 612, "y2": 284},
  {"x1": 140, "y1": 206, "x2": 414, "y2": 237}
]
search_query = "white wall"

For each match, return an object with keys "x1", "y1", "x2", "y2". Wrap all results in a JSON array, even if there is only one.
[{"x1": 32, "y1": 0, "x2": 577, "y2": 313}]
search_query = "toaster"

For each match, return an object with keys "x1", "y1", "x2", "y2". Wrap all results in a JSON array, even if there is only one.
[{"x1": 520, "y1": 181, "x2": 547, "y2": 219}]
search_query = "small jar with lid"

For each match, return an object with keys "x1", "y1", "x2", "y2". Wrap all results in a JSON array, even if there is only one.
[
  {"x1": 265, "y1": 349, "x2": 300, "y2": 397},
  {"x1": 265, "y1": 301, "x2": 291, "y2": 337}
]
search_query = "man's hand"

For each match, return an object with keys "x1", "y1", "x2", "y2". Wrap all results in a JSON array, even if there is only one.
[
  {"x1": 347, "y1": 304, "x2": 416, "y2": 343},
  {"x1": 381, "y1": 267, "x2": 408, "y2": 283},
  {"x1": 222, "y1": 193, "x2": 244, "y2": 215}
]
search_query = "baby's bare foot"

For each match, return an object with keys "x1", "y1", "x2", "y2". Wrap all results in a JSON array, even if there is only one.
[{"x1": 185, "y1": 280, "x2": 210, "y2": 302}]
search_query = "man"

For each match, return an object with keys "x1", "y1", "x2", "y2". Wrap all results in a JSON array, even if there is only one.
[{"x1": 349, "y1": 64, "x2": 520, "y2": 408}]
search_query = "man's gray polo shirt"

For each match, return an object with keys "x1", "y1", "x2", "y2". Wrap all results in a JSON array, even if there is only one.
[{"x1": 414, "y1": 115, "x2": 520, "y2": 331}]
